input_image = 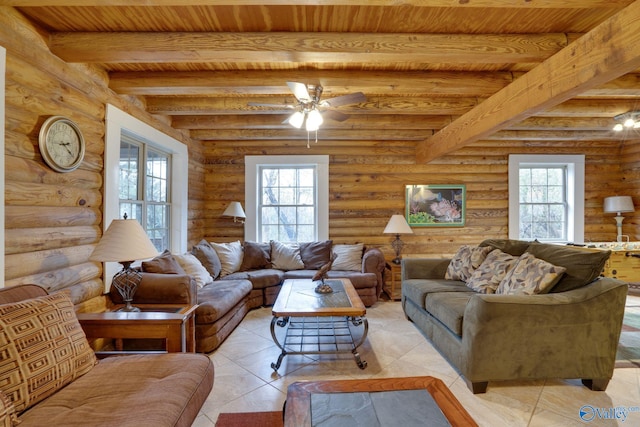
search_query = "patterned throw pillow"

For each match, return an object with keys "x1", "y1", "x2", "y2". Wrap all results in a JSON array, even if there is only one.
[
  {"x1": 466, "y1": 249, "x2": 518, "y2": 294},
  {"x1": 0, "y1": 293, "x2": 97, "y2": 413},
  {"x1": 270, "y1": 241, "x2": 305, "y2": 270},
  {"x1": 496, "y1": 252, "x2": 567, "y2": 295},
  {"x1": 210, "y1": 240, "x2": 244, "y2": 277},
  {"x1": 0, "y1": 391, "x2": 18, "y2": 427},
  {"x1": 445, "y1": 245, "x2": 493, "y2": 282},
  {"x1": 332, "y1": 243, "x2": 364, "y2": 271}
]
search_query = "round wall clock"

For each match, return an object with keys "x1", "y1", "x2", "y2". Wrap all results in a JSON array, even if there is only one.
[{"x1": 38, "y1": 116, "x2": 86, "y2": 173}]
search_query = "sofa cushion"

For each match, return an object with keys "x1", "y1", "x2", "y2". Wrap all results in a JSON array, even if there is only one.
[
  {"x1": 424, "y1": 292, "x2": 473, "y2": 337},
  {"x1": 332, "y1": 243, "x2": 364, "y2": 271},
  {"x1": 0, "y1": 293, "x2": 97, "y2": 413},
  {"x1": 270, "y1": 241, "x2": 305, "y2": 270},
  {"x1": 16, "y1": 353, "x2": 214, "y2": 427},
  {"x1": 326, "y1": 271, "x2": 378, "y2": 289},
  {"x1": 211, "y1": 240, "x2": 244, "y2": 277},
  {"x1": 479, "y1": 239, "x2": 532, "y2": 257},
  {"x1": 525, "y1": 243, "x2": 611, "y2": 292},
  {"x1": 196, "y1": 280, "x2": 252, "y2": 324},
  {"x1": 299, "y1": 240, "x2": 333, "y2": 269},
  {"x1": 240, "y1": 241, "x2": 271, "y2": 271},
  {"x1": 174, "y1": 253, "x2": 213, "y2": 288},
  {"x1": 466, "y1": 249, "x2": 518, "y2": 294},
  {"x1": 224, "y1": 269, "x2": 284, "y2": 290},
  {"x1": 402, "y1": 279, "x2": 472, "y2": 310},
  {"x1": 0, "y1": 391, "x2": 18, "y2": 427},
  {"x1": 445, "y1": 245, "x2": 493, "y2": 282},
  {"x1": 142, "y1": 249, "x2": 186, "y2": 275},
  {"x1": 496, "y1": 252, "x2": 566, "y2": 295},
  {"x1": 191, "y1": 239, "x2": 222, "y2": 279}
]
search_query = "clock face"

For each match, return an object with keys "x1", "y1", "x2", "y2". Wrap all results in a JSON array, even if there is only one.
[{"x1": 39, "y1": 117, "x2": 85, "y2": 172}]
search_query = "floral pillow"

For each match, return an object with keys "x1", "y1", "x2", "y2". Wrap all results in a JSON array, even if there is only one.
[
  {"x1": 496, "y1": 252, "x2": 567, "y2": 295},
  {"x1": 466, "y1": 249, "x2": 518, "y2": 294},
  {"x1": 445, "y1": 245, "x2": 493, "y2": 282}
]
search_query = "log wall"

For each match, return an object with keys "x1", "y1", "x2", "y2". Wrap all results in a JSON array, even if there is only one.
[
  {"x1": 1, "y1": 7, "x2": 196, "y2": 310},
  {"x1": 203, "y1": 138, "x2": 639, "y2": 260}
]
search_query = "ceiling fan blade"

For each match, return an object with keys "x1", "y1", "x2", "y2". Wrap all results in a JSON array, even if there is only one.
[
  {"x1": 248, "y1": 102, "x2": 296, "y2": 109},
  {"x1": 287, "y1": 82, "x2": 312, "y2": 102},
  {"x1": 322, "y1": 109, "x2": 350, "y2": 122},
  {"x1": 321, "y1": 92, "x2": 367, "y2": 108}
]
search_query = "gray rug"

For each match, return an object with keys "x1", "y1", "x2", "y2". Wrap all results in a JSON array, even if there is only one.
[{"x1": 616, "y1": 307, "x2": 640, "y2": 368}]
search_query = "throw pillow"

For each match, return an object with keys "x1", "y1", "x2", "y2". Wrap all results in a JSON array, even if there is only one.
[
  {"x1": 191, "y1": 239, "x2": 222, "y2": 280},
  {"x1": 466, "y1": 249, "x2": 518, "y2": 294},
  {"x1": 0, "y1": 391, "x2": 18, "y2": 427},
  {"x1": 299, "y1": 240, "x2": 333, "y2": 269},
  {"x1": 173, "y1": 253, "x2": 213, "y2": 287},
  {"x1": 240, "y1": 241, "x2": 271, "y2": 271},
  {"x1": 526, "y1": 242, "x2": 611, "y2": 293},
  {"x1": 0, "y1": 293, "x2": 97, "y2": 413},
  {"x1": 496, "y1": 252, "x2": 567, "y2": 295},
  {"x1": 270, "y1": 241, "x2": 305, "y2": 270},
  {"x1": 332, "y1": 243, "x2": 364, "y2": 271},
  {"x1": 210, "y1": 240, "x2": 244, "y2": 277},
  {"x1": 478, "y1": 239, "x2": 532, "y2": 257},
  {"x1": 445, "y1": 245, "x2": 493, "y2": 282},
  {"x1": 141, "y1": 249, "x2": 186, "y2": 274}
]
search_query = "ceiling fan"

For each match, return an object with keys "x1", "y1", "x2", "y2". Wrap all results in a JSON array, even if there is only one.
[{"x1": 248, "y1": 82, "x2": 367, "y2": 132}]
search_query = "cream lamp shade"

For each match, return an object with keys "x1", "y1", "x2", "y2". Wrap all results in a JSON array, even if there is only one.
[
  {"x1": 383, "y1": 215, "x2": 414, "y2": 235},
  {"x1": 90, "y1": 218, "x2": 159, "y2": 263},
  {"x1": 383, "y1": 215, "x2": 413, "y2": 264},
  {"x1": 223, "y1": 201, "x2": 246, "y2": 223}
]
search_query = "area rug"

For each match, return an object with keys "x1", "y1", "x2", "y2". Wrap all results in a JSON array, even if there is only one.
[
  {"x1": 616, "y1": 304, "x2": 640, "y2": 368},
  {"x1": 215, "y1": 411, "x2": 283, "y2": 427}
]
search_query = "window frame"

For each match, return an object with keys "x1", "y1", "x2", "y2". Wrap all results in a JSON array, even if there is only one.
[
  {"x1": 508, "y1": 154, "x2": 584, "y2": 243},
  {"x1": 104, "y1": 104, "x2": 188, "y2": 288},
  {"x1": 245, "y1": 155, "x2": 329, "y2": 242}
]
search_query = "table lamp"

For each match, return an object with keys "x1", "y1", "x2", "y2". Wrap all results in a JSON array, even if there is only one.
[
  {"x1": 90, "y1": 216, "x2": 159, "y2": 312},
  {"x1": 603, "y1": 196, "x2": 635, "y2": 243},
  {"x1": 383, "y1": 214, "x2": 414, "y2": 264},
  {"x1": 222, "y1": 201, "x2": 246, "y2": 224}
]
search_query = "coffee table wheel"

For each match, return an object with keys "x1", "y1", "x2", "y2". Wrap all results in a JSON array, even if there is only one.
[{"x1": 358, "y1": 359, "x2": 368, "y2": 369}]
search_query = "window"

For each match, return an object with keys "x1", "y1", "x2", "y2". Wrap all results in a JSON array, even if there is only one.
[
  {"x1": 245, "y1": 155, "x2": 329, "y2": 242},
  {"x1": 119, "y1": 133, "x2": 171, "y2": 251},
  {"x1": 509, "y1": 155, "x2": 584, "y2": 243}
]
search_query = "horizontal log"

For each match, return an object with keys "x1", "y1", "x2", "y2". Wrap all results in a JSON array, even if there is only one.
[
  {"x1": 5, "y1": 205, "x2": 100, "y2": 229},
  {"x1": 51, "y1": 32, "x2": 567, "y2": 64},
  {"x1": 5, "y1": 226, "x2": 100, "y2": 255},
  {"x1": 5, "y1": 244, "x2": 96, "y2": 281},
  {"x1": 5, "y1": 180, "x2": 102, "y2": 208},
  {"x1": 4, "y1": 262, "x2": 101, "y2": 293},
  {"x1": 5, "y1": 155, "x2": 102, "y2": 188}
]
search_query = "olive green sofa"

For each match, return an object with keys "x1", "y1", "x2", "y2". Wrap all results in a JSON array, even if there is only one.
[{"x1": 401, "y1": 239, "x2": 628, "y2": 394}]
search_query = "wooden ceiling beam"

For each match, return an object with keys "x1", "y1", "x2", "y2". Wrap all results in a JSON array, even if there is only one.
[
  {"x1": 109, "y1": 70, "x2": 513, "y2": 97},
  {"x1": 416, "y1": 0, "x2": 640, "y2": 163},
  {"x1": 190, "y1": 128, "x2": 434, "y2": 141},
  {"x1": 50, "y1": 32, "x2": 567, "y2": 65},
  {"x1": 4, "y1": 0, "x2": 633, "y2": 7}
]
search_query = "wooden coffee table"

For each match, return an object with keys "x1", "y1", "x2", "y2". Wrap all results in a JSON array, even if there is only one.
[
  {"x1": 270, "y1": 278, "x2": 368, "y2": 371},
  {"x1": 77, "y1": 303, "x2": 197, "y2": 355},
  {"x1": 284, "y1": 376, "x2": 478, "y2": 427}
]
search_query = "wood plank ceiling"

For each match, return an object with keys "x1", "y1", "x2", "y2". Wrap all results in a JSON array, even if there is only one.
[{"x1": 10, "y1": 0, "x2": 640, "y2": 162}]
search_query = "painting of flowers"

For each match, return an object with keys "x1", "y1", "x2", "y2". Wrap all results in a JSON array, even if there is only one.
[{"x1": 405, "y1": 184, "x2": 466, "y2": 227}]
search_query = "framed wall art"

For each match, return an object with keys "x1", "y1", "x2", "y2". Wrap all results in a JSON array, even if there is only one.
[{"x1": 405, "y1": 184, "x2": 466, "y2": 227}]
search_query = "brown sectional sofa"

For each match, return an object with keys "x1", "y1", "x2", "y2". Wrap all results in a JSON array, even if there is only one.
[
  {"x1": 402, "y1": 239, "x2": 628, "y2": 394},
  {"x1": 0, "y1": 284, "x2": 214, "y2": 427},
  {"x1": 133, "y1": 240, "x2": 386, "y2": 353}
]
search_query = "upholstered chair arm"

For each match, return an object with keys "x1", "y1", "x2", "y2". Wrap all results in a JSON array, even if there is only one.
[
  {"x1": 362, "y1": 247, "x2": 386, "y2": 297},
  {"x1": 109, "y1": 272, "x2": 197, "y2": 306}
]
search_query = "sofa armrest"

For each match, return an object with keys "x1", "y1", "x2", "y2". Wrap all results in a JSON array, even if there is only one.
[
  {"x1": 401, "y1": 258, "x2": 450, "y2": 281},
  {"x1": 362, "y1": 247, "x2": 386, "y2": 297},
  {"x1": 109, "y1": 273, "x2": 197, "y2": 306},
  {"x1": 461, "y1": 277, "x2": 628, "y2": 381}
]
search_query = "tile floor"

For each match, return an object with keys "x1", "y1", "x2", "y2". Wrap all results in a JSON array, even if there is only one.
[{"x1": 194, "y1": 295, "x2": 640, "y2": 427}]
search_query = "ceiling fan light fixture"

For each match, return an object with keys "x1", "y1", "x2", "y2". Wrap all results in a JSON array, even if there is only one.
[
  {"x1": 305, "y1": 109, "x2": 323, "y2": 132},
  {"x1": 624, "y1": 117, "x2": 636, "y2": 128},
  {"x1": 288, "y1": 111, "x2": 305, "y2": 129},
  {"x1": 613, "y1": 123, "x2": 624, "y2": 132}
]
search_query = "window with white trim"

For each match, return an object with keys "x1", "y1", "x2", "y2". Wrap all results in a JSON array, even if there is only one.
[
  {"x1": 245, "y1": 155, "x2": 329, "y2": 242},
  {"x1": 119, "y1": 133, "x2": 171, "y2": 251},
  {"x1": 509, "y1": 155, "x2": 584, "y2": 243}
]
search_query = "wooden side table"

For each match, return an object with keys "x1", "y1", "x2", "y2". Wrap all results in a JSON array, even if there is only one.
[
  {"x1": 383, "y1": 261, "x2": 402, "y2": 300},
  {"x1": 77, "y1": 304, "x2": 197, "y2": 355}
]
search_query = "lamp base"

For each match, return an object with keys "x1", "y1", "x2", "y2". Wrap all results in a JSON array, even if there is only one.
[
  {"x1": 117, "y1": 300, "x2": 141, "y2": 312},
  {"x1": 111, "y1": 261, "x2": 143, "y2": 312},
  {"x1": 392, "y1": 257, "x2": 402, "y2": 265}
]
